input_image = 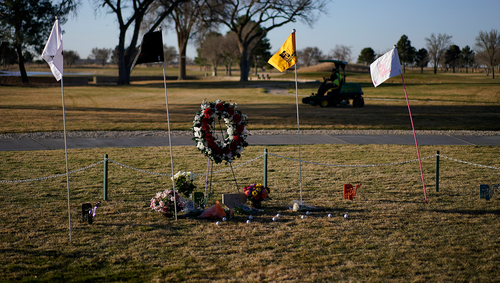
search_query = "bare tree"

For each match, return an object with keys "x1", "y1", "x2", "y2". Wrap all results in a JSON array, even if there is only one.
[
  {"x1": 95, "y1": 0, "x2": 187, "y2": 84},
  {"x1": 200, "y1": 32, "x2": 224, "y2": 76},
  {"x1": 298, "y1": 47, "x2": 323, "y2": 67},
  {"x1": 203, "y1": 0, "x2": 327, "y2": 81},
  {"x1": 64, "y1": 50, "x2": 80, "y2": 68},
  {"x1": 111, "y1": 46, "x2": 119, "y2": 64},
  {"x1": 425, "y1": 33, "x2": 452, "y2": 74},
  {"x1": 168, "y1": 0, "x2": 207, "y2": 80},
  {"x1": 475, "y1": 29, "x2": 500, "y2": 79},
  {"x1": 89, "y1": 47, "x2": 112, "y2": 66},
  {"x1": 221, "y1": 32, "x2": 240, "y2": 76},
  {"x1": 328, "y1": 44, "x2": 352, "y2": 62},
  {"x1": 163, "y1": 45, "x2": 178, "y2": 65}
]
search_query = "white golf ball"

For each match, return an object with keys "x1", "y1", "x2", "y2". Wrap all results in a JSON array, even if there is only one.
[
  {"x1": 327, "y1": 214, "x2": 332, "y2": 218},
  {"x1": 276, "y1": 213, "x2": 281, "y2": 217},
  {"x1": 344, "y1": 214, "x2": 348, "y2": 218},
  {"x1": 216, "y1": 221, "x2": 220, "y2": 225},
  {"x1": 222, "y1": 217, "x2": 227, "y2": 221},
  {"x1": 246, "y1": 220, "x2": 251, "y2": 224},
  {"x1": 306, "y1": 211, "x2": 310, "y2": 215},
  {"x1": 248, "y1": 215, "x2": 253, "y2": 220},
  {"x1": 301, "y1": 215, "x2": 305, "y2": 219},
  {"x1": 272, "y1": 217, "x2": 277, "y2": 222}
]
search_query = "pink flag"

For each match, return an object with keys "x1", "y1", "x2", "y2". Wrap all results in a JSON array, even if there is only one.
[
  {"x1": 370, "y1": 46, "x2": 428, "y2": 202},
  {"x1": 370, "y1": 47, "x2": 402, "y2": 87}
]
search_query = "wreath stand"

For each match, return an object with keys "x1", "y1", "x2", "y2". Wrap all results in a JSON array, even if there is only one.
[
  {"x1": 192, "y1": 100, "x2": 249, "y2": 208},
  {"x1": 203, "y1": 156, "x2": 240, "y2": 207}
]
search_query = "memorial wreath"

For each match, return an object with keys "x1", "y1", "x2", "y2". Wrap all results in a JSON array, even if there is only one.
[{"x1": 192, "y1": 100, "x2": 249, "y2": 164}]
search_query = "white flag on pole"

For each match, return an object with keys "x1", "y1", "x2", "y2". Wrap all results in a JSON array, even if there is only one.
[
  {"x1": 42, "y1": 19, "x2": 63, "y2": 81},
  {"x1": 370, "y1": 47, "x2": 402, "y2": 87}
]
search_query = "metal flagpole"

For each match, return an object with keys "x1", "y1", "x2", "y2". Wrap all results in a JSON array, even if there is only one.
[
  {"x1": 401, "y1": 73, "x2": 428, "y2": 203},
  {"x1": 293, "y1": 29, "x2": 303, "y2": 203},
  {"x1": 60, "y1": 76, "x2": 72, "y2": 241},
  {"x1": 163, "y1": 61, "x2": 178, "y2": 220}
]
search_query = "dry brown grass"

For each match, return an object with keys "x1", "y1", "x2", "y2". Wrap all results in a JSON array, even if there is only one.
[
  {"x1": 297, "y1": 62, "x2": 370, "y2": 73},
  {"x1": 1, "y1": 77, "x2": 499, "y2": 133},
  {"x1": 1, "y1": 144, "x2": 500, "y2": 282}
]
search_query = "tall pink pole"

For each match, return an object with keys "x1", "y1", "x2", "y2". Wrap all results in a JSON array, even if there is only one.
[{"x1": 401, "y1": 74, "x2": 428, "y2": 203}]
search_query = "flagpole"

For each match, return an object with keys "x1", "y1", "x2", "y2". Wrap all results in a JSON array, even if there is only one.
[
  {"x1": 60, "y1": 76, "x2": 72, "y2": 241},
  {"x1": 292, "y1": 29, "x2": 303, "y2": 203},
  {"x1": 401, "y1": 74, "x2": 428, "y2": 203},
  {"x1": 370, "y1": 46, "x2": 428, "y2": 203},
  {"x1": 163, "y1": 61, "x2": 178, "y2": 220}
]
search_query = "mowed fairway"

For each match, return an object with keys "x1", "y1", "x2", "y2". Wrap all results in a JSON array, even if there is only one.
[
  {"x1": 0, "y1": 71, "x2": 499, "y2": 133},
  {"x1": 1, "y1": 70, "x2": 500, "y2": 282}
]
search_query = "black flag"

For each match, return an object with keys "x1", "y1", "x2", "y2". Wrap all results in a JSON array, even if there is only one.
[{"x1": 130, "y1": 31, "x2": 164, "y2": 73}]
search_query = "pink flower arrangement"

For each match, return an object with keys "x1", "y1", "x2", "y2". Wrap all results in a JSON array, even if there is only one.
[{"x1": 150, "y1": 190, "x2": 185, "y2": 216}]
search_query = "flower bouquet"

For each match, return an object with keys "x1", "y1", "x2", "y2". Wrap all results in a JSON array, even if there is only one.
[
  {"x1": 243, "y1": 183, "x2": 270, "y2": 208},
  {"x1": 172, "y1": 171, "x2": 196, "y2": 198},
  {"x1": 150, "y1": 190, "x2": 185, "y2": 217}
]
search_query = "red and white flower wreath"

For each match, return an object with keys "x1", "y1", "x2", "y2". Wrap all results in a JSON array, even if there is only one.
[{"x1": 192, "y1": 100, "x2": 249, "y2": 164}]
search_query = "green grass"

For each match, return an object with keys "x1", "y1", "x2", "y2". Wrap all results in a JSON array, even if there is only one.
[{"x1": 1, "y1": 144, "x2": 499, "y2": 282}]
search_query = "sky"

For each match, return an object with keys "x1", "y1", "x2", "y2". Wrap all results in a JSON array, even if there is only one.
[{"x1": 62, "y1": 0, "x2": 500, "y2": 62}]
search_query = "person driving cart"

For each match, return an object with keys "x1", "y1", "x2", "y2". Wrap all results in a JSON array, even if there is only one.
[
  {"x1": 301, "y1": 59, "x2": 363, "y2": 107},
  {"x1": 317, "y1": 68, "x2": 341, "y2": 97}
]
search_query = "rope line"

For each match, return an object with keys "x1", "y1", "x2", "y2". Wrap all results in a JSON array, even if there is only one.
[
  {"x1": 438, "y1": 154, "x2": 500, "y2": 170},
  {"x1": 267, "y1": 153, "x2": 437, "y2": 167},
  {"x1": 1, "y1": 153, "x2": 499, "y2": 184},
  {"x1": 0, "y1": 160, "x2": 104, "y2": 183},
  {"x1": 194, "y1": 154, "x2": 265, "y2": 176},
  {"x1": 107, "y1": 159, "x2": 171, "y2": 177}
]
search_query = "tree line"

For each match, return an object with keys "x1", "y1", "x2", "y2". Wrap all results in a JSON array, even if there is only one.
[
  {"x1": 1, "y1": 0, "x2": 327, "y2": 83},
  {"x1": 1, "y1": 0, "x2": 498, "y2": 83},
  {"x1": 355, "y1": 32, "x2": 500, "y2": 78}
]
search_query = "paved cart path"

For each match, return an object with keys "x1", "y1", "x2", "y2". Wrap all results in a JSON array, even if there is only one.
[{"x1": 1, "y1": 131, "x2": 499, "y2": 151}]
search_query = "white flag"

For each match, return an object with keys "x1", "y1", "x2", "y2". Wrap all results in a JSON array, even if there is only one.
[
  {"x1": 42, "y1": 19, "x2": 63, "y2": 81},
  {"x1": 370, "y1": 47, "x2": 402, "y2": 87}
]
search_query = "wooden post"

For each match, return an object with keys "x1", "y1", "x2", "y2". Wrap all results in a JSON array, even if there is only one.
[
  {"x1": 263, "y1": 148, "x2": 268, "y2": 188},
  {"x1": 103, "y1": 154, "x2": 108, "y2": 200},
  {"x1": 436, "y1": 151, "x2": 440, "y2": 192}
]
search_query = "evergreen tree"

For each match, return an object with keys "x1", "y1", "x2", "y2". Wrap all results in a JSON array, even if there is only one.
[
  {"x1": 444, "y1": 45, "x2": 461, "y2": 73},
  {"x1": 414, "y1": 48, "x2": 429, "y2": 73},
  {"x1": 397, "y1": 35, "x2": 416, "y2": 73},
  {"x1": 460, "y1": 45, "x2": 475, "y2": 73},
  {"x1": 356, "y1": 47, "x2": 376, "y2": 65}
]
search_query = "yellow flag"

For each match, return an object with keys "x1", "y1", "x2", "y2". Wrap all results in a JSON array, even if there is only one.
[{"x1": 268, "y1": 32, "x2": 297, "y2": 72}]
